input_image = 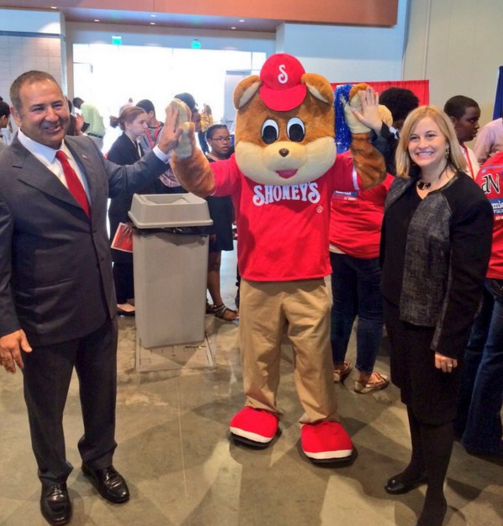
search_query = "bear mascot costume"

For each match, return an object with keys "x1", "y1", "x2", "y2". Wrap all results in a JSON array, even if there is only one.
[{"x1": 170, "y1": 54, "x2": 386, "y2": 463}]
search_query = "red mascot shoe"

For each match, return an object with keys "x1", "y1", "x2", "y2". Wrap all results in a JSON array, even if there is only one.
[
  {"x1": 229, "y1": 407, "x2": 279, "y2": 448},
  {"x1": 301, "y1": 421, "x2": 354, "y2": 463}
]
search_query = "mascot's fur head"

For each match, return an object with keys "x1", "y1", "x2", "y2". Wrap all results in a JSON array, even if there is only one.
[{"x1": 233, "y1": 54, "x2": 336, "y2": 186}]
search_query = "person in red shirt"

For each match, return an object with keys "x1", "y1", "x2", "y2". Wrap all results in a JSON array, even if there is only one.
[
  {"x1": 456, "y1": 151, "x2": 503, "y2": 457},
  {"x1": 330, "y1": 161, "x2": 393, "y2": 392},
  {"x1": 330, "y1": 95, "x2": 393, "y2": 393}
]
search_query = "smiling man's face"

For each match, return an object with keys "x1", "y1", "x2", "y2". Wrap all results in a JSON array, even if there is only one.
[{"x1": 11, "y1": 79, "x2": 69, "y2": 149}]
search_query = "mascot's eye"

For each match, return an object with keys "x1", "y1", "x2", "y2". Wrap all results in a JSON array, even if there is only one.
[
  {"x1": 261, "y1": 119, "x2": 279, "y2": 144},
  {"x1": 287, "y1": 118, "x2": 305, "y2": 142}
]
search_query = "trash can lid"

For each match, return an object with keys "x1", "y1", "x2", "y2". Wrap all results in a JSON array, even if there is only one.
[{"x1": 128, "y1": 193, "x2": 213, "y2": 229}]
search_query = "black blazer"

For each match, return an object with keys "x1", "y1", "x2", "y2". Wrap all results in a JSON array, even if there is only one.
[{"x1": 0, "y1": 134, "x2": 168, "y2": 346}]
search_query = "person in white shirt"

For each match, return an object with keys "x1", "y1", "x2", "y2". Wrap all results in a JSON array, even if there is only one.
[{"x1": 474, "y1": 113, "x2": 503, "y2": 165}]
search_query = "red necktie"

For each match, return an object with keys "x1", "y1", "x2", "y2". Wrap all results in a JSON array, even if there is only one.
[{"x1": 55, "y1": 150, "x2": 90, "y2": 217}]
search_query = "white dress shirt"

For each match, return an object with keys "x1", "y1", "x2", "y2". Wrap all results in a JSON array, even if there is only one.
[{"x1": 17, "y1": 130, "x2": 92, "y2": 201}]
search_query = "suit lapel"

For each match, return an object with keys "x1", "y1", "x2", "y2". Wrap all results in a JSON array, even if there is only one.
[{"x1": 11, "y1": 138, "x2": 84, "y2": 212}]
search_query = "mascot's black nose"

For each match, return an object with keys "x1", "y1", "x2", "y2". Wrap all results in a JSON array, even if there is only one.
[{"x1": 279, "y1": 148, "x2": 289, "y2": 158}]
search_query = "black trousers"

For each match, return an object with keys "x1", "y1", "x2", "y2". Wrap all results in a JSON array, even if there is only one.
[
  {"x1": 22, "y1": 318, "x2": 118, "y2": 484},
  {"x1": 113, "y1": 261, "x2": 134, "y2": 304}
]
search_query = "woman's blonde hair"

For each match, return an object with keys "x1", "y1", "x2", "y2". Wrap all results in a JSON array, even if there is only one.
[{"x1": 395, "y1": 105, "x2": 467, "y2": 178}]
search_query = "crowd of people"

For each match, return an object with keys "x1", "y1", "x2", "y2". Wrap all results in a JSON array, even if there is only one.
[{"x1": 0, "y1": 70, "x2": 502, "y2": 526}]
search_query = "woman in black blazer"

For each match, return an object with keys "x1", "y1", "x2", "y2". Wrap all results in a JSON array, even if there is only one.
[
  {"x1": 107, "y1": 106, "x2": 158, "y2": 316},
  {"x1": 381, "y1": 106, "x2": 493, "y2": 526}
]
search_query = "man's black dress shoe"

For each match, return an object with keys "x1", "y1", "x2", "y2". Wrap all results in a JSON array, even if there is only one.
[
  {"x1": 384, "y1": 473, "x2": 427, "y2": 495},
  {"x1": 82, "y1": 463, "x2": 130, "y2": 503},
  {"x1": 40, "y1": 482, "x2": 71, "y2": 526}
]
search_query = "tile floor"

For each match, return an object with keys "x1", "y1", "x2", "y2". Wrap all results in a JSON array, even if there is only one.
[{"x1": 0, "y1": 249, "x2": 502, "y2": 526}]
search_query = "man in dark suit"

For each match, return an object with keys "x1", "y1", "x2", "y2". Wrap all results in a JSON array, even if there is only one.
[{"x1": 0, "y1": 71, "x2": 180, "y2": 526}]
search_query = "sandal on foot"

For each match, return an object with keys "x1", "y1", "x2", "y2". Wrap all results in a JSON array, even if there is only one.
[
  {"x1": 213, "y1": 304, "x2": 239, "y2": 321},
  {"x1": 333, "y1": 362, "x2": 353, "y2": 383},
  {"x1": 206, "y1": 302, "x2": 217, "y2": 314},
  {"x1": 354, "y1": 372, "x2": 389, "y2": 394}
]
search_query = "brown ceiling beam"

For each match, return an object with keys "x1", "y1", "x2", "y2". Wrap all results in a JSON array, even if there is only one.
[
  {"x1": 1, "y1": 0, "x2": 398, "y2": 27},
  {"x1": 155, "y1": 0, "x2": 399, "y2": 26}
]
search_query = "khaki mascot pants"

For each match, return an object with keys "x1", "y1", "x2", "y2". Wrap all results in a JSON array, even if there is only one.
[{"x1": 239, "y1": 278, "x2": 338, "y2": 423}]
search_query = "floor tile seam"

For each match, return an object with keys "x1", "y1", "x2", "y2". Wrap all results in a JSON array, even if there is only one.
[{"x1": 174, "y1": 374, "x2": 192, "y2": 525}]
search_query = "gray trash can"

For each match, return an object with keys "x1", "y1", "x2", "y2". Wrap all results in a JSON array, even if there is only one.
[{"x1": 128, "y1": 193, "x2": 213, "y2": 349}]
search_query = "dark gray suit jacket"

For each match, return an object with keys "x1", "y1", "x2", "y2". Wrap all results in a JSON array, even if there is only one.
[{"x1": 0, "y1": 134, "x2": 167, "y2": 346}]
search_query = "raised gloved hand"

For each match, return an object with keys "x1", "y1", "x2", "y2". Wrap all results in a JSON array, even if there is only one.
[
  {"x1": 168, "y1": 99, "x2": 216, "y2": 197},
  {"x1": 168, "y1": 98, "x2": 194, "y2": 159}
]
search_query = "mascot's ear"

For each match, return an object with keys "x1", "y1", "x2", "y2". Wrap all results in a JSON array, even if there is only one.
[
  {"x1": 234, "y1": 75, "x2": 261, "y2": 109},
  {"x1": 349, "y1": 82, "x2": 370, "y2": 100},
  {"x1": 302, "y1": 73, "x2": 334, "y2": 106}
]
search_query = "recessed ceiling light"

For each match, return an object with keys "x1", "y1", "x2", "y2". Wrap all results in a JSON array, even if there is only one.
[
  {"x1": 150, "y1": 22, "x2": 156, "y2": 25},
  {"x1": 151, "y1": 14, "x2": 157, "y2": 18},
  {"x1": 239, "y1": 19, "x2": 245, "y2": 23},
  {"x1": 231, "y1": 26, "x2": 236, "y2": 30},
  {"x1": 50, "y1": 6, "x2": 57, "y2": 9}
]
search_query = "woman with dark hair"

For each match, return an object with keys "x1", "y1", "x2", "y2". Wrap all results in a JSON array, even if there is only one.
[
  {"x1": 107, "y1": 106, "x2": 151, "y2": 316},
  {"x1": 205, "y1": 124, "x2": 238, "y2": 321},
  {"x1": 381, "y1": 106, "x2": 493, "y2": 526}
]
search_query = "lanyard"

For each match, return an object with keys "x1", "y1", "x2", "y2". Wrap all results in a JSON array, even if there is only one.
[
  {"x1": 461, "y1": 143, "x2": 475, "y2": 179},
  {"x1": 147, "y1": 125, "x2": 162, "y2": 149}
]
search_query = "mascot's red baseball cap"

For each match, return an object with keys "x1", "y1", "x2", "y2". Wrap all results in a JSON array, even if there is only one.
[{"x1": 259, "y1": 53, "x2": 307, "y2": 112}]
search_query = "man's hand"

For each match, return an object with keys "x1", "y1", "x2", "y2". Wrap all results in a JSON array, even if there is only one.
[
  {"x1": 0, "y1": 329, "x2": 32, "y2": 374},
  {"x1": 157, "y1": 105, "x2": 183, "y2": 154}
]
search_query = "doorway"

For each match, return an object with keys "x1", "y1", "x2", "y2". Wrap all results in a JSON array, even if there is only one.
[{"x1": 73, "y1": 43, "x2": 266, "y2": 152}]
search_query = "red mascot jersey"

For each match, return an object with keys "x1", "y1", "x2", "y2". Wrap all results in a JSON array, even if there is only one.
[{"x1": 211, "y1": 153, "x2": 359, "y2": 281}]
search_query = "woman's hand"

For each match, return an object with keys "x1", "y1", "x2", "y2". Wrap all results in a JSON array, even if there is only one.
[
  {"x1": 351, "y1": 87, "x2": 383, "y2": 134},
  {"x1": 435, "y1": 352, "x2": 458, "y2": 374}
]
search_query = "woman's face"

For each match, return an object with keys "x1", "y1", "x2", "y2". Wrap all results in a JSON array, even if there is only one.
[
  {"x1": 408, "y1": 116, "x2": 448, "y2": 174},
  {"x1": 208, "y1": 128, "x2": 231, "y2": 157},
  {"x1": 126, "y1": 112, "x2": 148, "y2": 139}
]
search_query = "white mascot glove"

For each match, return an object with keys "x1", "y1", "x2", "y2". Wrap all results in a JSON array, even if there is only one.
[
  {"x1": 169, "y1": 98, "x2": 193, "y2": 159},
  {"x1": 343, "y1": 89, "x2": 372, "y2": 135}
]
